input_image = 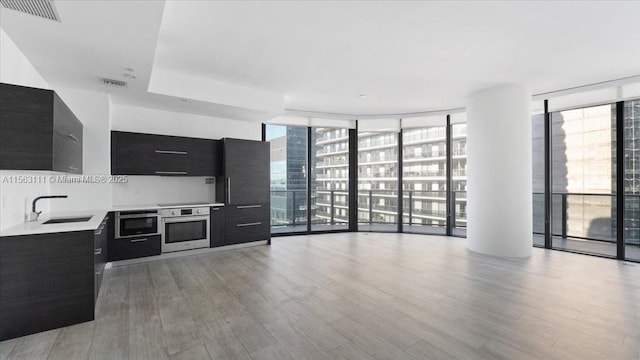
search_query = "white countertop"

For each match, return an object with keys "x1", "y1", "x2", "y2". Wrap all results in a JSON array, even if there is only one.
[
  {"x1": 112, "y1": 202, "x2": 225, "y2": 211},
  {"x1": 1, "y1": 203, "x2": 226, "y2": 237},
  {"x1": 0, "y1": 209, "x2": 110, "y2": 237}
]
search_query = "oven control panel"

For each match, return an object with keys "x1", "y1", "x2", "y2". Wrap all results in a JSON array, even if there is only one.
[{"x1": 160, "y1": 206, "x2": 210, "y2": 218}]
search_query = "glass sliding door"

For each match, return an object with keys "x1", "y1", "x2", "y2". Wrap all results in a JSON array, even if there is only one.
[
  {"x1": 451, "y1": 123, "x2": 467, "y2": 236},
  {"x1": 624, "y1": 99, "x2": 640, "y2": 260},
  {"x1": 551, "y1": 104, "x2": 617, "y2": 256},
  {"x1": 310, "y1": 127, "x2": 350, "y2": 231},
  {"x1": 266, "y1": 125, "x2": 308, "y2": 233},
  {"x1": 402, "y1": 126, "x2": 447, "y2": 234},
  {"x1": 357, "y1": 131, "x2": 399, "y2": 232}
]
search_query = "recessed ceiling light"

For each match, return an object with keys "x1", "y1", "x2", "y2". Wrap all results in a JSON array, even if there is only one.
[
  {"x1": 122, "y1": 73, "x2": 137, "y2": 79},
  {"x1": 359, "y1": 94, "x2": 367, "y2": 98},
  {"x1": 125, "y1": 67, "x2": 135, "y2": 72}
]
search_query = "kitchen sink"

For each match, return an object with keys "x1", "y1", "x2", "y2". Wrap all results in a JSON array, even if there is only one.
[{"x1": 43, "y1": 216, "x2": 93, "y2": 224}]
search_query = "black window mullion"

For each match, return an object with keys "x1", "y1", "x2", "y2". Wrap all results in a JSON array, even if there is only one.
[
  {"x1": 544, "y1": 100, "x2": 553, "y2": 249},
  {"x1": 307, "y1": 126, "x2": 312, "y2": 234},
  {"x1": 349, "y1": 123, "x2": 358, "y2": 231},
  {"x1": 397, "y1": 127, "x2": 403, "y2": 233},
  {"x1": 616, "y1": 101, "x2": 625, "y2": 260},
  {"x1": 446, "y1": 115, "x2": 452, "y2": 236}
]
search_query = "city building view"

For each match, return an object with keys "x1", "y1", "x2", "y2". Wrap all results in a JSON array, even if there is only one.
[
  {"x1": 267, "y1": 124, "x2": 469, "y2": 234},
  {"x1": 267, "y1": 98, "x2": 639, "y2": 260}
]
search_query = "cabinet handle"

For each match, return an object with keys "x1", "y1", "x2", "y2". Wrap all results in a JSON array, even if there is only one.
[
  {"x1": 237, "y1": 205, "x2": 261, "y2": 209},
  {"x1": 95, "y1": 267, "x2": 102, "y2": 276},
  {"x1": 211, "y1": 208, "x2": 220, "y2": 211},
  {"x1": 94, "y1": 248, "x2": 102, "y2": 255},
  {"x1": 237, "y1": 222, "x2": 261, "y2": 227},
  {"x1": 68, "y1": 166, "x2": 79, "y2": 171},
  {"x1": 66, "y1": 133, "x2": 80, "y2": 142},
  {"x1": 227, "y1": 177, "x2": 231, "y2": 204},
  {"x1": 130, "y1": 238, "x2": 147, "y2": 243},
  {"x1": 155, "y1": 150, "x2": 187, "y2": 155},
  {"x1": 155, "y1": 171, "x2": 187, "y2": 175}
]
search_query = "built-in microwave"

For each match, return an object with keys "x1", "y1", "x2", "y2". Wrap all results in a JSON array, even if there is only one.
[{"x1": 115, "y1": 210, "x2": 160, "y2": 239}]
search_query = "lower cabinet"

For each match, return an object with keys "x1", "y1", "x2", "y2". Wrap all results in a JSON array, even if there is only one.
[
  {"x1": 225, "y1": 203, "x2": 270, "y2": 246},
  {"x1": 210, "y1": 206, "x2": 226, "y2": 247},
  {"x1": 0, "y1": 230, "x2": 95, "y2": 341},
  {"x1": 108, "y1": 234, "x2": 161, "y2": 261},
  {"x1": 94, "y1": 214, "x2": 109, "y2": 301}
]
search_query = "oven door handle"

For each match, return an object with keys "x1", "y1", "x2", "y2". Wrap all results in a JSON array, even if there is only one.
[
  {"x1": 162, "y1": 216, "x2": 210, "y2": 223},
  {"x1": 117, "y1": 214, "x2": 159, "y2": 219}
]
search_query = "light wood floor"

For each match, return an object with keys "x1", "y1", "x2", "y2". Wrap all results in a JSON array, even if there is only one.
[{"x1": 1, "y1": 233, "x2": 639, "y2": 360}]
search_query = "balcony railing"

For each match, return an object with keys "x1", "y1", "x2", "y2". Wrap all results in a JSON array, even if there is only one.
[
  {"x1": 270, "y1": 190, "x2": 349, "y2": 228},
  {"x1": 355, "y1": 190, "x2": 468, "y2": 228},
  {"x1": 271, "y1": 189, "x2": 469, "y2": 232},
  {"x1": 532, "y1": 192, "x2": 640, "y2": 246}
]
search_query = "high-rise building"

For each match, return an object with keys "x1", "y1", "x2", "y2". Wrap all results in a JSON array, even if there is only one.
[
  {"x1": 312, "y1": 126, "x2": 468, "y2": 231},
  {"x1": 268, "y1": 126, "x2": 308, "y2": 230},
  {"x1": 312, "y1": 128, "x2": 350, "y2": 226}
]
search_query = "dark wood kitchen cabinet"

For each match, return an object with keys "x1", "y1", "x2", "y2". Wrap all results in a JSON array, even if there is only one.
[
  {"x1": 0, "y1": 230, "x2": 95, "y2": 341},
  {"x1": 217, "y1": 138, "x2": 270, "y2": 245},
  {"x1": 111, "y1": 131, "x2": 221, "y2": 176},
  {"x1": 0, "y1": 83, "x2": 83, "y2": 174},
  {"x1": 108, "y1": 234, "x2": 161, "y2": 261},
  {"x1": 210, "y1": 206, "x2": 226, "y2": 247},
  {"x1": 94, "y1": 214, "x2": 110, "y2": 300}
]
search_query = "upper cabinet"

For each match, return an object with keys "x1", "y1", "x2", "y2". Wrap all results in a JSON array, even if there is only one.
[
  {"x1": 0, "y1": 83, "x2": 83, "y2": 174},
  {"x1": 111, "y1": 131, "x2": 222, "y2": 176},
  {"x1": 220, "y1": 138, "x2": 270, "y2": 205}
]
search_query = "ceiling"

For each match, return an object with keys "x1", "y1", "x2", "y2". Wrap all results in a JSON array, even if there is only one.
[{"x1": 2, "y1": 0, "x2": 640, "y2": 121}]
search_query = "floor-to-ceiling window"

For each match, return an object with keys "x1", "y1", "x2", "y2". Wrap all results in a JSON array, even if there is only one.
[
  {"x1": 266, "y1": 124, "x2": 308, "y2": 233},
  {"x1": 451, "y1": 123, "x2": 467, "y2": 236},
  {"x1": 311, "y1": 127, "x2": 350, "y2": 231},
  {"x1": 401, "y1": 126, "x2": 447, "y2": 234},
  {"x1": 625, "y1": 100, "x2": 640, "y2": 260},
  {"x1": 357, "y1": 131, "x2": 399, "y2": 232},
  {"x1": 550, "y1": 104, "x2": 617, "y2": 256}
]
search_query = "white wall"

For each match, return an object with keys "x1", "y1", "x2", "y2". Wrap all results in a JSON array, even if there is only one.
[
  {"x1": 0, "y1": 28, "x2": 49, "y2": 89},
  {"x1": 0, "y1": 27, "x2": 51, "y2": 230},
  {"x1": 110, "y1": 104, "x2": 261, "y2": 206},
  {"x1": 111, "y1": 104, "x2": 262, "y2": 140}
]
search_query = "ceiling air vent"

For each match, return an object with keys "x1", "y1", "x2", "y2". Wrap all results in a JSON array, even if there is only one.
[
  {"x1": 0, "y1": 0, "x2": 61, "y2": 22},
  {"x1": 101, "y1": 78, "x2": 128, "y2": 88}
]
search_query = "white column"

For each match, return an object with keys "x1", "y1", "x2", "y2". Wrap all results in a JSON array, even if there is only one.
[{"x1": 466, "y1": 84, "x2": 532, "y2": 257}]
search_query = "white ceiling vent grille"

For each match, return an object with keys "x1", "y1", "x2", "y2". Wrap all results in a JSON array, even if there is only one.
[
  {"x1": 0, "y1": 0, "x2": 61, "y2": 22},
  {"x1": 102, "y1": 78, "x2": 128, "y2": 88}
]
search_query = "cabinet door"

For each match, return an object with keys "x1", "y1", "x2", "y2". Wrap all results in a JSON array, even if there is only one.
[
  {"x1": 0, "y1": 83, "x2": 53, "y2": 171},
  {"x1": 186, "y1": 138, "x2": 221, "y2": 176},
  {"x1": 94, "y1": 214, "x2": 109, "y2": 301},
  {"x1": 224, "y1": 139, "x2": 270, "y2": 204},
  {"x1": 151, "y1": 135, "x2": 190, "y2": 175},
  {"x1": 111, "y1": 131, "x2": 157, "y2": 175},
  {"x1": 53, "y1": 93, "x2": 83, "y2": 147},
  {"x1": 210, "y1": 206, "x2": 226, "y2": 247},
  {"x1": 225, "y1": 203, "x2": 270, "y2": 245},
  {"x1": 53, "y1": 132, "x2": 83, "y2": 174},
  {"x1": 108, "y1": 234, "x2": 161, "y2": 261},
  {"x1": 0, "y1": 231, "x2": 94, "y2": 341}
]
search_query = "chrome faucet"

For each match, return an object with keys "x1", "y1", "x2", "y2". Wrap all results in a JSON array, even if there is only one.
[{"x1": 29, "y1": 195, "x2": 68, "y2": 221}]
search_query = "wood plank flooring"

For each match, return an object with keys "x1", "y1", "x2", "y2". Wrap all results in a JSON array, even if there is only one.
[{"x1": 1, "y1": 232, "x2": 639, "y2": 360}]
